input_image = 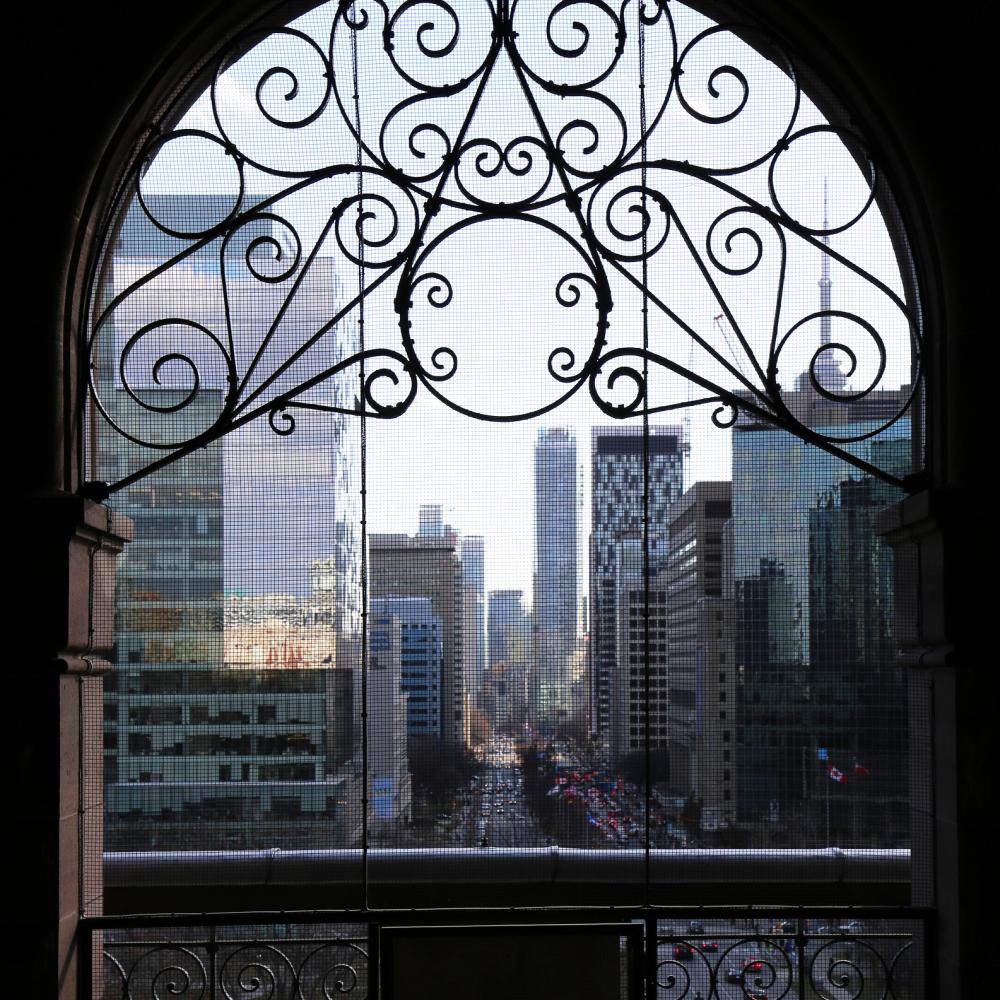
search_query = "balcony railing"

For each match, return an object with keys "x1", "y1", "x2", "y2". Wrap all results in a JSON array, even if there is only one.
[
  {"x1": 104, "y1": 847, "x2": 911, "y2": 911},
  {"x1": 84, "y1": 906, "x2": 928, "y2": 1000}
]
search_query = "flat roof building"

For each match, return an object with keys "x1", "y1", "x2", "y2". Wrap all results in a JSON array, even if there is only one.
[
  {"x1": 369, "y1": 534, "x2": 465, "y2": 746},
  {"x1": 590, "y1": 425, "x2": 685, "y2": 737}
]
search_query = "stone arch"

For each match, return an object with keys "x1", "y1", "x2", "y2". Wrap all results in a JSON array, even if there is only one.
[{"x1": 19, "y1": 3, "x2": 987, "y2": 998}]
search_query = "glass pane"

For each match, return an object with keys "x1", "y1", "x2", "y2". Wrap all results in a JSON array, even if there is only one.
[{"x1": 97, "y1": 199, "x2": 365, "y2": 873}]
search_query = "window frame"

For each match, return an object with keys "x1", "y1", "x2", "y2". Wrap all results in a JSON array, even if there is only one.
[
  {"x1": 87, "y1": 0, "x2": 924, "y2": 911},
  {"x1": 21, "y1": 1, "x2": 988, "y2": 996}
]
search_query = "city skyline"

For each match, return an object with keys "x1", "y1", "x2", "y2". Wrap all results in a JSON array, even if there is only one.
[
  {"x1": 92, "y1": 7, "x2": 917, "y2": 856},
  {"x1": 99, "y1": 223, "x2": 909, "y2": 850}
]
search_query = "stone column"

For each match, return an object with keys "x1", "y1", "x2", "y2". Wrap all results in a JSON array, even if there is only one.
[
  {"x1": 21, "y1": 494, "x2": 130, "y2": 1000},
  {"x1": 877, "y1": 488, "x2": 988, "y2": 999}
]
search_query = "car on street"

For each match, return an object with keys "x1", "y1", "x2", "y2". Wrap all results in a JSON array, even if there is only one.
[
  {"x1": 672, "y1": 944, "x2": 694, "y2": 961},
  {"x1": 726, "y1": 967, "x2": 766, "y2": 995}
]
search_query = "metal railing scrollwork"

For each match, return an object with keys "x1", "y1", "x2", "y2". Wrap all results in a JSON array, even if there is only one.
[
  {"x1": 86, "y1": 911, "x2": 925, "y2": 999},
  {"x1": 100, "y1": 928, "x2": 369, "y2": 1000}
]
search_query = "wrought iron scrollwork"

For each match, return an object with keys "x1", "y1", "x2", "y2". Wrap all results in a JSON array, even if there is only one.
[
  {"x1": 103, "y1": 931, "x2": 369, "y2": 1000},
  {"x1": 808, "y1": 934, "x2": 914, "y2": 1000},
  {"x1": 86, "y1": 0, "x2": 920, "y2": 492},
  {"x1": 95, "y1": 917, "x2": 919, "y2": 1000},
  {"x1": 654, "y1": 925, "x2": 916, "y2": 1000}
]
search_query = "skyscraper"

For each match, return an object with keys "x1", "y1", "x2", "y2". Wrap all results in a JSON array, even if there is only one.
[
  {"x1": 665, "y1": 482, "x2": 736, "y2": 831},
  {"x1": 590, "y1": 425, "x2": 686, "y2": 738},
  {"x1": 609, "y1": 533, "x2": 670, "y2": 765},
  {"x1": 102, "y1": 195, "x2": 363, "y2": 849},
  {"x1": 103, "y1": 389, "x2": 362, "y2": 849},
  {"x1": 224, "y1": 376, "x2": 360, "y2": 624},
  {"x1": 101, "y1": 386, "x2": 226, "y2": 848},
  {"x1": 486, "y1": 589, "x2": 531, "y2": 733},
  {"x1": 731, "y1": 422, "x2": 908, "y2": 833},
  {"x1": 805, "y1": 450, "x2": 909, "y2": 842},
  {"x1": 533, "y1": 428, "x2": 578, "y2": 729},
  {"x1": 460, "y1": 535, "x2": 486, "y2": 706},
  {"x1": 730, "y1": 207, "x2": 910, "y2": 838}
]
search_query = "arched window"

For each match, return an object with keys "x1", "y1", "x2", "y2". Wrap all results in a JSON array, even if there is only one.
[
  {"x1": 85, "y1": 1, "x2": 919, "y2": 489},
  {"x1": 68, "y1": 0, "x2": 944, "y2": 996}
]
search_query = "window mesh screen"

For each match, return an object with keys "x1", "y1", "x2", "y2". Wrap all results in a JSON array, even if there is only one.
[
  {"x1": 94, "y1": 922, "x2": 371, "y2": 1000},
  {"x1": 85, "y1": 0, "x2": 920, "y2": 905},
  {"x1": 653, "y1": 916, "x2": 924, "y2": 1000}
]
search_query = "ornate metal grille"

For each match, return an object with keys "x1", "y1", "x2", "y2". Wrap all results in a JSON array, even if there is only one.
[
  {"x1": 83, "y1": 0, "x2": 920, "y2": 495},
  {"x1": 97, "y1": 923, "x2": 370, "y2": 999},
  {"x1": 86, "y1": 910, "x2": 927, "y2": 999}
]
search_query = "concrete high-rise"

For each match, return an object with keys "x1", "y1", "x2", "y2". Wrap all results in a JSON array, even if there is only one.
[
  {"x1": 369, "y1": 533, "x2": 465, "y2": 746},
  {"x1": 609, "y1": 533, "x2": 670, "y2": 764},
  {"x1": 486, "y1": 589, "x2": 531, "y2": 733},
  {"x1": 590, "y1": 425, "x2": 685, "y2": 738},
  {"x1": 366, "y1": 614, "x2": 413, "y2": 830},
  {"x1": 664, "y1": 481, "x2": 735, "y2": 831},
  {"x1": 532, "y1": 428, "x2": 578, "y2": 730},
  {"x1": 460, "y1": 535, "x2": 486, "y2": 707},
  {"x1": 371, "y1": 596, "x2": 444, "y2": 738}
]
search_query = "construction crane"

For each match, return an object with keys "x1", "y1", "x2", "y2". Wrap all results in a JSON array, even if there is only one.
[{"x1": 713, "y1": 312, "x2": 741, "y2": 367}]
